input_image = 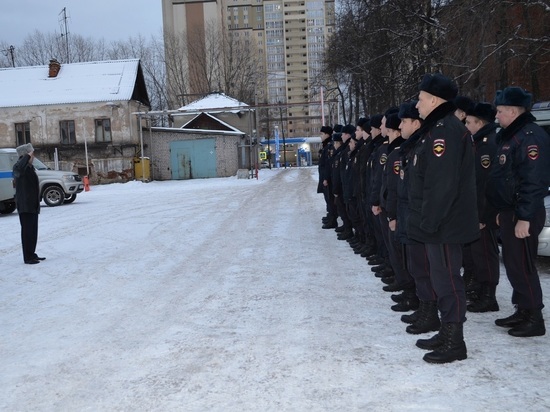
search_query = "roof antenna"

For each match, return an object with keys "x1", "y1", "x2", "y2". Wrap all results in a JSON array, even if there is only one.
[{"x1": 59, "y1": 7, "x2": 70, "y2": 63}]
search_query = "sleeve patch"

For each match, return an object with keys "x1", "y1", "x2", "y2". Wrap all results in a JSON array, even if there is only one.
[
  {"x1": 433, "y1": 139, "x2": 445, "y2": 157},
  {"x1": 480, "y1": 155, "x2": 491, "y2": 169},
  {"x1": 528, "y1": 145, "x2": 539, "y2": 160}
]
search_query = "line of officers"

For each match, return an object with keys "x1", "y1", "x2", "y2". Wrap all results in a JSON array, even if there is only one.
[{"x1": 317, "y1": 73, "x2": 550, "y2": 364}]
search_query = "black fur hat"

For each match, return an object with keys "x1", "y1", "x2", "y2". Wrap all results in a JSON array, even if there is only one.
[
  {"x1": 333, "y1": 124, "x2": 343, "y2": 133},
  {"x1": 332, "y1": 132, "x2": 343, "y2": 142},
  {"x1": 419, "y1": 73, "x2": 458, "y2": 101},
  {"x1": 467, "y1": 102, "x2": 497, "y2": 123},
  {"x1": 320, "y1": 125, "x2": 333, "y2": 135},
  {"x1": 398, "y1": 101, "x2": 420, "y2": 120},
  {"x1": 454, "y1": 96, "x2": 475, "y2": 113},
  {"x1": 342, "y1": 124, "x2": 355, "y2": 135},
  {"x1": 357, "y1": 117, "x2": 369, "y2": 129},
  {"x1": 370, "y1": 114, "x2": 383, "y2": 129},
  {"x1": 384, "y1": 107, "x2": 399, "y2": 117},
  {"x1": 494, "y1": 87, "x2": 532, "y2": 109},
  {"x1": 385, "y1": 113, "x2": 401, "y2": 130}
]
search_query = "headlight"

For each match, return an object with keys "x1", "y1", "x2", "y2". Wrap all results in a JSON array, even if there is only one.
[
  {"x1": 62, "y1": 174, "x2": 76, "y2": 182},
  {"x1": 545, "y1": 209, "x2": 550, "y2": 227}
]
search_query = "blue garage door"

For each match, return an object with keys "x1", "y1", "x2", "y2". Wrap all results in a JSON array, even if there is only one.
[{"x1": 170, "y1": 139, "x2": 217, "y2": 180}]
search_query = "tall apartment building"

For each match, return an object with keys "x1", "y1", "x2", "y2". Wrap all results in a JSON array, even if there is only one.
[{"x1": 162, "y1": 0, "x2": 335, "y2": 137}]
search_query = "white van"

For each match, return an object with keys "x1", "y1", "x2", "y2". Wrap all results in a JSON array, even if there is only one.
[{"x1": 0, "y1": 148, "x2": 18, "y2": 214}]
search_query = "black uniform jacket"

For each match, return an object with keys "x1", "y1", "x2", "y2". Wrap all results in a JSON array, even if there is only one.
[
  {"x1": 381, "y1": 136, "x2": 405, "y2": 212},
  {"x1": 369, "y1": 138, "x2": 389, "y2": 207},
  {"x1": 365, "y1": 135, "x2": 384, "y2": 205},
  {"x1": 397, "y1": 130, "x2": 423, "y2": 245},
  {"x1": 471, "y1": 122, "x2": 498, "y2": 227},
  {"x1": 487, "y1": 112, "x2": 550, "y2": 221},
  {"x1": 13, "y1": 154, "x2": 40, "y2": 214},
  {"x1": 331, "y1": 141, "x2": 349, "y2": 196},
  {"x1": 317, "y1": 139, "x2": 333, "y2": 193},
  {"x1": 407, "y1": 101, "x2": 479, "y2": 244}
]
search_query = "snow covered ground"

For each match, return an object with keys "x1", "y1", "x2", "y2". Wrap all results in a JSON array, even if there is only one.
[{"x1": 1, "y1": 167, "x2": 548, "y2": 411}]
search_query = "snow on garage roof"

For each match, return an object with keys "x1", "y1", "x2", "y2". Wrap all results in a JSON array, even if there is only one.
[
  {"x1": 177, "y1": 93, "x2": 250, "y2": 114},
  {"x1": 0, "y1": 59, "x2": 141, "y2": 108}
]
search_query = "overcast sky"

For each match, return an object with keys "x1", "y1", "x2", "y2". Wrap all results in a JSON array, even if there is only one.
[{"x1": 0, "y1": 0, "x2": 163, "y2": 46}]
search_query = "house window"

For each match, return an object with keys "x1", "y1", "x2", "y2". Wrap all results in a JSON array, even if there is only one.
[
  {"x1": 15, "y1": 122, "x2": 31, "y2": 146},
  {"x1": 95, "y1": 119, "x2": 112, "y2": 143},
  {"x1": 60, "y1": 120, "x2": 76, "y2": 144}
]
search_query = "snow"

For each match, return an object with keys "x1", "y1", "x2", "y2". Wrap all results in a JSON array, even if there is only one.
[
  {"x1": 177, "y1": 93, "x2": 249, "y2": 113},
  {"x1": 0, "y1": 59, "x2": 140, "y2": 108},
  {"x1": 0, "y1": 167, "x2": 548, "y2": 411}
]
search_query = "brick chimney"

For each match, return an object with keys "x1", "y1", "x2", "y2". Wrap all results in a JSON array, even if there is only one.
[{"x1": 48, "y1": 59, "x2": 61, "y2": 78}]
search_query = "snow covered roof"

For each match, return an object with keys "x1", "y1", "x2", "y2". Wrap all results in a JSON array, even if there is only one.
[
  {"x1": 0, "y1": 59, "x2": 143, "y2": 108},
  {"x1": 177, "y1": 93, "x2": 250, "y2": 114}
]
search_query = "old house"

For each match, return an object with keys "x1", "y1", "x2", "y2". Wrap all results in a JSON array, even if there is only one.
[{"x1": 0, "y1": 59, "x2": 150, "y2": 183}]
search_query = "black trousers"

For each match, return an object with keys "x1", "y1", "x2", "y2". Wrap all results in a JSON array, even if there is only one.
[
  {"x1": 346, "y1": 197, "x2": 364, "y2": 237},
  {"x1": 322, "y1": 183, "x2": 337, "y2": 221},
  {"x1": 406, "y1": 243, "x2": 437, "y2": 301},
  {"x1": 499, "y1": 208, "x2": 545, "y2": 310},
  {"x1": 470, "y1": 226, "x2": 500, "y2": 285},
  {"x1": 334, "y1": 195, "x2": 351, "y2": 229},
  {"x1": 425, "y1": 243, "x2": 466, "y2": 323},
  {"x1": 382, "y1": 210, "x2": 414, "y2": 287},
  {"x1": 19, "y1": 212, "x2": 39, "y2": 262}
]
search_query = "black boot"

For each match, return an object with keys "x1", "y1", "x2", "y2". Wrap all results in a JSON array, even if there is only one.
[
  {"x1": 508, "y1": 309, "x2": 546, "y2": 337},
  {"x1": 467, "y1": 283, "x2": 499, "y2": 313},
  {"x1": 464, "y1": 272, "x2": 480, "y2": 304},
  {"x1": 383, "y1": 281, "x2": 406, "y2": 293},
  {"x1": 423, "y1": 322, "x2": 467, "y2": 364},
  {"x1": 322, "y1": 220, "x2": 338, "y2": 229},
  {"x1": 406, "y1": 300, "x2": 440, "y2": 334},
  {"x1": 495, "y1": 306, "x2": 529, "y2": 328},
  {"x1": 401, "y1": 303, "x2": 422, "y2": 324},
  {"x1": 391, "y1": 289, "x2": 419, "y2": 312},
  {"x1": 337, "y1": 229, "x2": 353, "y2": 240},
  {"x1": 416, "y1": 332, "x2": 443, "y2": 350}
]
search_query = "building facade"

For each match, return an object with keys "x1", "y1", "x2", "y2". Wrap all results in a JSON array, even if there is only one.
[{"x1": 162, "y1": 0, "x2": 335, "y2": 138}]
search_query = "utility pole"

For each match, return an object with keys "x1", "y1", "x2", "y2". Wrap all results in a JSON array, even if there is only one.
[
  {"x1": 2, "y1": 45, "x2": 15, "y2": 67},
  {"x1": 59, "y1": 7, "x2": 70, "y2": 63}
]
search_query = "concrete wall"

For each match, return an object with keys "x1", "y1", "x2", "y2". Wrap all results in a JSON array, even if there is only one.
[{"x1": 149, "y1": 129, "x2": 243, "y2": 180}]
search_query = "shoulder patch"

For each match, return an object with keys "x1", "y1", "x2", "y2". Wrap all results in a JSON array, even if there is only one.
[
  {"x1": 380, "y1": 153, "x2": 388, "y2": 165},
  {"x1": 393, "y1": 160, "x2": 401, "y2": 175},
  {"x1": 433, "y1": 139, "x2": 445, "y2": 157},
  {"x1": 480, "y1": 154, "x2": 491, "y2": 169},
  {"x1": 528, "y1": 145, "x2": 539, "y2": 160}
]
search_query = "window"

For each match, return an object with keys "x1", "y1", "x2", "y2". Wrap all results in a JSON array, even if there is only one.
[
  {"x1": 15, "y1": 122, "x2": 31, "y2": 146},
  {"x1": 95, "y1": 119, "x2": 112, "y2": 143},
  {"x1": 60, "y1": 120, "x2": 76, "y2": 144}
]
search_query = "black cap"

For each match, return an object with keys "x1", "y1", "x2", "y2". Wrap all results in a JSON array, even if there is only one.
[
  {"x1": 398, "y1": 101, "x2": 420, "y2": 120},
  {"x1": 320, "y1": 125, "x2": 333, "y2": 135},
  {"x1": 494, "y1": 87, "x2": 532, "y2": 109},
  {"x1": 385, "y1": 113, "x2": 401, "y2": 130},
  {"x1": 467, "y1": 102, "x2": 497, "y2": 123},
  {"x1": 332, "y1": 133, "x2": 343, "y2": 142},
  {"x1": 370, "y1": 114, "x2": 383, "y2": 129},
  {"x1": 454, "y1": 96, "x2": 475, "y2": 113},
  {"x1": 419, "y1": 73, "x2": 458, "y2": 101},
  {"x1": 342, "y1": 124, "x2": 355, "y2": 135}
]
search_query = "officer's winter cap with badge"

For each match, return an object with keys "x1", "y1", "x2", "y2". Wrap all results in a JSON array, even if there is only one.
[
  {"x1": 494, "y1": 87, "x2": 532, "y2": 109},
  {"x1": 467, "y1": 103, "x2": 497, "y2": 123},
  {"x1": 357, "y1": 117, "x2": 370, "y2": 133},
  {"x1": 342, "y1": 124, "x2": 356, "y2": 141},
  {"x1": 454, "y1": 96, "x2": 475, "y2": 113},
  {"x1": 419, "y1": 73, "x2": 458, "y2": 101}
]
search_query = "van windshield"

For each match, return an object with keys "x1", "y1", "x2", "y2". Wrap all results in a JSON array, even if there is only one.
[{"x1": 33, "y1": 157, "x2": 50, "y2": 170}]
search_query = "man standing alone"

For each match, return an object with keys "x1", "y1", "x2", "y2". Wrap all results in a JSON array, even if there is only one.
[
  {"x1": 13, "y1": 143, "x2": 44, "y2": 264},
  {"x1": 409, "y1": 73, "x2": 479, "y2": 363}
]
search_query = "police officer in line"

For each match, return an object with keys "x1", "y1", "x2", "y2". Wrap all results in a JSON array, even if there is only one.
[
  {"x1": 331, "y1": 131, "x2": 353, "y2": 239},
  {"x1": 488, "y1": 86, "x2": 550, "y2": 337},
  {"x1": 395, "y1": 101, "x2": 440, "y2": 335},
  {"x1": 464, "y1": 103, "x2": 501, "y2": 313},
  {"x1": 318, "y1": 126, "x2": 337, "y2": 229},
  {"x1": 409, "y1": 73, "x2": 479, "y2": 364}
]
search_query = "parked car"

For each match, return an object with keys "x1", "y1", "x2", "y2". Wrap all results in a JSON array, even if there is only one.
[
  {"x1": 0, "y1": 148, "x2": 84, "y2": 208},
  {"x1": 533, "y1": 103, "x2": 550, "y2": 256}
]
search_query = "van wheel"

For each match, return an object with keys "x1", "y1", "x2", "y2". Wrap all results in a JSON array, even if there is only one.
[
  {"x1": 42, "y1": 186, "x2": 65, "y2": 207},
  {"x1": 64, "y1": 194, "x2": 77, "y2": 204},
  {"x1": 0, "y1": 201, "x2": 16, "y2": 214}
]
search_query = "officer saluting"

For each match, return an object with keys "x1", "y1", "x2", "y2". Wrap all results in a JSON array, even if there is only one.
[
  {"x1": 488, "y1": 87, "x2": 550, "y2": 337},
  {"x1": 408, "y1": 73, "x2": 479, "y2": 364}
]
